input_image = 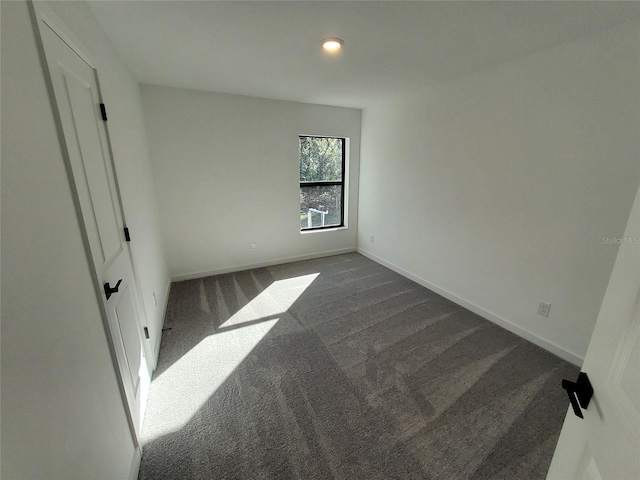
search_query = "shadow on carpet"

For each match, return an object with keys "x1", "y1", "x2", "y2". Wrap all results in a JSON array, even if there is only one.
[{"x1": 139, "y1": 253, "x2": 577, "y2": 480}]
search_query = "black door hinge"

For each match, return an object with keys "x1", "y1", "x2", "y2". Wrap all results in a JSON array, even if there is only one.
[
  {"x1": 143, "y1": 327, "x2": 150, "y2": 339},
  {"x1": 100, "y1": 103, "x2": 108, "y2": 121},
  {"x1": 124, "y1": 227, "x2": 131, "y2": 242}
]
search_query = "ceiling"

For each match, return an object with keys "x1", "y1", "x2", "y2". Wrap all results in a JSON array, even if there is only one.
[{"x1": 87, "y1": 1, "x2": 639, "y2": 109}]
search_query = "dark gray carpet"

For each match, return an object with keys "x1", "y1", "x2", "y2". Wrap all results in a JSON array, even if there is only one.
[{"x1": 139, "y1": 253, "x2": 576, "y2": 480}]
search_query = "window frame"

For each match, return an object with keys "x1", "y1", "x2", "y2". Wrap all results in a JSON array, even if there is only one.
[{"x1": 299, "y1": 135, "x2": 346, "y2": 231}]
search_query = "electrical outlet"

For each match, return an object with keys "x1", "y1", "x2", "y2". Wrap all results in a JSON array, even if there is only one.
[
  {"x1": 370, "y1": 235, "x2": 375, "y2": 244},
  {"x1": 537, "y1": 301, "x2": 551, "y2": 317},
  {"x1": 250, "y1": 242, "x2": 257, "y2": 250}
]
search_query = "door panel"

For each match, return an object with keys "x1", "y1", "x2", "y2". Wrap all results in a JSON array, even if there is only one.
[
  {"x1": 110, "y1": 280, "x2": 142, "y2": 395},
  {"x1": 38, "y1": 21, "x2": 148, "y2": 438},
  {"x1": 62, "y1": 66, "x2": 123, "y2": 264},
  {"x1": 547, "y1": 185, "x2": 640, "y2": 479}
]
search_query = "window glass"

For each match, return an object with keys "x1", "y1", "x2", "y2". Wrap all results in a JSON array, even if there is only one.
[{"x1": 299, "y1": 136, "x2": 345, "y2": 231}]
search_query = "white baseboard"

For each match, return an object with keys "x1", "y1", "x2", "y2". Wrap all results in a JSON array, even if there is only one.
[
  {"x1": 128, "y1": 446, "x2": 141, "y2": 480},
  {"x1": 171, "y1": 247, "x2": 357, "y2": 282},
  {"x1": 357, "y1": 247, "x2": 583, "y2": 367}
]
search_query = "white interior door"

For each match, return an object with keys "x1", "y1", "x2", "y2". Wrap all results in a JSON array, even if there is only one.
[
  {"x1": 36, "y1": 14, "x2": 149, "y2": 438},
  {"x1": 547, "y1": 184, "x2": 640, "y2": 479}
]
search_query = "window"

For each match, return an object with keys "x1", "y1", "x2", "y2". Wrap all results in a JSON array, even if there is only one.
[{"x1": 299, "y1": 136, "x2": 345, "y2": 230}]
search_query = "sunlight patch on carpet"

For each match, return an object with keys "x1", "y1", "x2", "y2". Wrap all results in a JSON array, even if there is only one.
[{"x1": 143, "y1": 273, "x2": 319, "y2": 441}]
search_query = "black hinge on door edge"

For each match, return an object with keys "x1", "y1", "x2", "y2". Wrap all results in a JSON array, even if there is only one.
[
  {"x1": 143, "y1": 327, "x2": 150, "y2": 339},
  {"x1": 100, "y1": 103, "x2": 107, "y2": 121},
  {"x1": 124, "y1": 227, "x2": 131, "y2": 242}
]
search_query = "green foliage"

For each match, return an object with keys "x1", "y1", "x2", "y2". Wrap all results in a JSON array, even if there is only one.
[
  {"x1": 300, "y1": 185, "x2": 341, "y2": 214},
  {"x1": 299, "y1": 137, "x2": 342, "y2": 182}
]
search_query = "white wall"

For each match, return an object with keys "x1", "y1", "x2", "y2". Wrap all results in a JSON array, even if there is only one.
[
  {"x1": 141, "y1": 86, "x2": 361, "y2": 279},
  {"x1": 358, "y1": 22, "x2": 640, "y2": 365},
  {"x1": 0, "y1": 1, "x2": 137, "y2": 478},
  {"x1": 45, "y1": 1, "x2": 170, "y2": 358}
]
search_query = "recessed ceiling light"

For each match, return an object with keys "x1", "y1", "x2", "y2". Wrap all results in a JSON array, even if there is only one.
[{"x1": 322, "y1": 37, "x2": 344, "y2": 53}]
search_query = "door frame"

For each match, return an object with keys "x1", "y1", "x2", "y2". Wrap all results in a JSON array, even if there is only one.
[{"x1": 29, "y1": 1, "x2": 145, "y2": 472}]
